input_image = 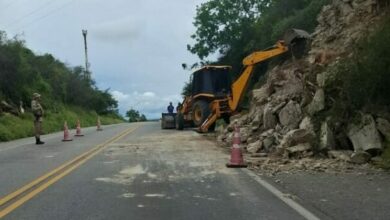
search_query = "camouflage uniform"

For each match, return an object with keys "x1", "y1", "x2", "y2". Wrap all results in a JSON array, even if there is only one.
[{"x1": 31, "y1": 93, "x2": 44, "y2": 145}]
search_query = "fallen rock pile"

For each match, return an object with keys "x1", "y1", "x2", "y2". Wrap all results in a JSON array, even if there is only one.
[{"x1": 217, "y1": 0, "x2": 390, "y2": 171}]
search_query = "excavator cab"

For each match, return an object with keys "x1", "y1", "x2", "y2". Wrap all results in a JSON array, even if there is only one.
[
  {"x1": 191, "y1": 66, "x2": 232, "y2": 99},
  {"x1": 174, "y1": 66, "x2": 232, "y2": 131}
]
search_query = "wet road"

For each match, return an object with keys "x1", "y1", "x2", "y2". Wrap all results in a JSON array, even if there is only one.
[{"x1": 0, "y1": 122, "x2": 315, "y2": 220}]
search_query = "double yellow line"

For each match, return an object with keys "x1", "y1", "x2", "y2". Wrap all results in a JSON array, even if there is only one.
[{"x1": 0, "y1": 125, "x2": 140, "y2": 218}]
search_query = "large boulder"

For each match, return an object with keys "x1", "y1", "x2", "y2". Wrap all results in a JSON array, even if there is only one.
[
  {"x1": 376, "y1": 118, "x2": 390, "y2": 142},
  {"x1": 299, "y1": 117, "x2": 315, "y2": 134},
  {"x1": 240, "y1": 127, "x2": 251, "y2": 143},
  {"x1": 307, "y1": 89, "x2": 325, "y2": 116},
  {"x1": 280, "y1": 129, "x2": 315, "y2": 148},
  {"x1": 247, "y1": 140, "x2": 263, "y2": 154},
  {"x1": 286, "y1": 143, "x2": 312, "y2": 154},
  {"x1": 251, "y1": 110, "x2": 263, "y2": 131},
  {"x1": 263, "y1": 136, "x2": 276, "y2": 150},
  {"x1": 319, "y1": 121, "x2": 336, "y2": 151},
  {"x1": 263, "y1": 104, "x2": 277, "y2": 130},
  {"x1": 328, "y1": 150, "x2": 353, "y2": 162},
  {"x1": 278, "y1": 101, "x2": 303, "y2": 129},
  {"x1": 347, "y1": 114, "x2": 383, "y2": 153},
  {"x1": 350, "y1": 151, "x2": 372, "y2": 164}
]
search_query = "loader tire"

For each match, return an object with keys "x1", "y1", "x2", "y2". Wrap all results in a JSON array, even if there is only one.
[
  {"x1": 176, "y1": 113, "x2": 184, "y2": 130},
  {"x1": 192, "y1": 100, "x2": 210, "y2": 127}
]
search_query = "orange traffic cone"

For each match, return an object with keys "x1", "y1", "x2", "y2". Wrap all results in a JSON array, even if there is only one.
[
  {"x1": 97, "y1": 117, "x2": 103, "y2": 131},
  {"x1": 75, "y1": 119, "x2": 84, "y2": 137},
  {"x1": 226, "y1": 122, "x2": 247, "y2": 168},
  {"x1": 62, "y1": 121, "x2": 73, "y2": 142}
]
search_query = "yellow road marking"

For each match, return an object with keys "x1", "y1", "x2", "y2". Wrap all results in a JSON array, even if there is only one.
[{"x1": 0, "y1": 125, "x2": 140, "y2": 218}]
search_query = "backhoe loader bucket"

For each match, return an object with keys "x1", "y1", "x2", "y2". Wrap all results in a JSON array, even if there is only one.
[{"x1": 283, "y1": 29, "x2": 311, "y2": 59}]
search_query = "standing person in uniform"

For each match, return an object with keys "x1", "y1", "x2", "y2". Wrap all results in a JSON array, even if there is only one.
[
  {"x1": 167, "y1": 102, "x2": 174, "y2": 114},
  {"x1": 31, "y1": 93, "x2": 45, "y2": 145},
  {"x1": 176, "y1": 102, "x2": 182, "y2": 113}
]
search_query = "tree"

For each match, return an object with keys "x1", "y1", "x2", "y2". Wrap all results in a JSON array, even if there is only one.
[
  {"x1": 187, "y1": 0, "x2": 271, "y2": 60},
  {"x1": 126, "y1": 109, "x2": 147, "y2": 122},
  {"x1": 0, "y1": 32, "x2": 120, "y2": 115}
]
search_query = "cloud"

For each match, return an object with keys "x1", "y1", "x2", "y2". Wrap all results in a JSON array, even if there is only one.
[
  {"x1": 89, "y1": 17, "x2": 141, "y2": 43},
  {"x1": 111, "y1": 90, "x2": 182, "y2": 119}
]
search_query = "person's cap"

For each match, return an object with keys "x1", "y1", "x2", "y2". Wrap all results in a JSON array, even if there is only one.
[{"x1": 33, "y1": 93, "x2": 41, "y2": 98}]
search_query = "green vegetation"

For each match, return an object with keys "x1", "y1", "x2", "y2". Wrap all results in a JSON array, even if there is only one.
[
  {"x1": 0, "y1": 32, "x2": 124, "y2": 141},
  {"x1": 126, "y1": 109, "x2": 147, "y2": 123},
  {"x1": 0, "y1": 107, "x2": 123, "y2": 141},
  {"x1": 324, "y1": 16, "x2": 390, "y2": 124},
  {"x1": 181, "y1": 81, "x2": 192, "y2": 98},
  {"x1": 331, "y1": 17, "x2": 390, "y2": 108}
]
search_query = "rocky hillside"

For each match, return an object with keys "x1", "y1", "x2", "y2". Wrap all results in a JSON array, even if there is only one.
[{"x1": 217, "y1": 0, "x2": 390, "y2": 172}]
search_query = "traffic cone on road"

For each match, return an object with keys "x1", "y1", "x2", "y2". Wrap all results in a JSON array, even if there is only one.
[
  {"x1": 96, "y1": 117, "x2": 103, "y2": 131},
  {"x1": 62, "y1": 121, "x2": 73, "y2": 142},
  {"x1": 74, "y1": 119, "x2": 84, "y2": 137},
  {"x1": 226, "y1": 121, "x2": 247, "y2": 168}
]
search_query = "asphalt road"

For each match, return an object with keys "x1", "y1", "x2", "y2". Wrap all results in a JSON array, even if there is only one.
[{"x1": 0, "y1": 122, "x2": 317, "y2": 220}]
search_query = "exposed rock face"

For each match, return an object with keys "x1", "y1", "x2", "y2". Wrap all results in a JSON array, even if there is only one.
[
  {"x1": 215, "y1": 0, "x2": 389, "y2": 167},
  {"x1": 347, "y1": 114, "x2": 383, "y2": 152}
]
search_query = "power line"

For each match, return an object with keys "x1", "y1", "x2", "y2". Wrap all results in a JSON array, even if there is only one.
[
  {"x1": 10, "y1": 0, "x2": 77, "y2": 32},
  {"x1": 3, "y1": 0, "x2": 57, "y2": 28}
]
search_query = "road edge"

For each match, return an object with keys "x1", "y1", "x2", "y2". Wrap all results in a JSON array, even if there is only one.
[{"x1": 241, "y1": 168, "x2": 321, "y2": 220}]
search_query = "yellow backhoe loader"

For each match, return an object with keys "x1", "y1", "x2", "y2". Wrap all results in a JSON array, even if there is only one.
[{"x1": 170, "y1": 29, "x2": 310, "y2": 132}]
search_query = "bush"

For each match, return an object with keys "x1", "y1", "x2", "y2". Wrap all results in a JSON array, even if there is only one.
[
  {"x1": 325, "y1": 16, "x2": 390, "y2": 111},
  {"x1": 271, "y1": 0, "x2": 331, "y2": 40}
]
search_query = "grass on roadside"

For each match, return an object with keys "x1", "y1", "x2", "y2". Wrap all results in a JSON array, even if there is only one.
[{"x1": 0, "y1": 106, "x2": 124, "y2": 142}]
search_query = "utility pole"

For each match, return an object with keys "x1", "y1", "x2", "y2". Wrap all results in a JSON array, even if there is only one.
[{"x1": 82, "y1": 29, "x2": 90, "y2": 80}]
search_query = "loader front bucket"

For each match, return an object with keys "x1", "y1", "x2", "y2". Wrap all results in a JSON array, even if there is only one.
[{"x1": 284, "y1": 29, "x2": 311, "y2": 59}]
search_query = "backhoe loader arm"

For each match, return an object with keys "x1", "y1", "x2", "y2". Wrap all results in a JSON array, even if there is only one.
[{"x1": 228, "y1": 41, "x2": 289, "y2": 111}]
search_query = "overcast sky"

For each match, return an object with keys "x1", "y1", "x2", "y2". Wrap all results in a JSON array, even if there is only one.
[{"x1": 0, "y1": 0, "x2": 208, "y2": 119}]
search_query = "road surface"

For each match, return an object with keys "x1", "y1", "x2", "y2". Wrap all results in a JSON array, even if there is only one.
[{"x1": 0, "y1": 122, "x2": 321, "y2": 219}]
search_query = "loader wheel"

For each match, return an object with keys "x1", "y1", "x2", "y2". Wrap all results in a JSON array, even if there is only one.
[
  {"x1": 192, "y1": 100, "x2": 210, "y2": 127},
  {"x1": 176, "y1": 113, "x2": 184, "y2": 130}
]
